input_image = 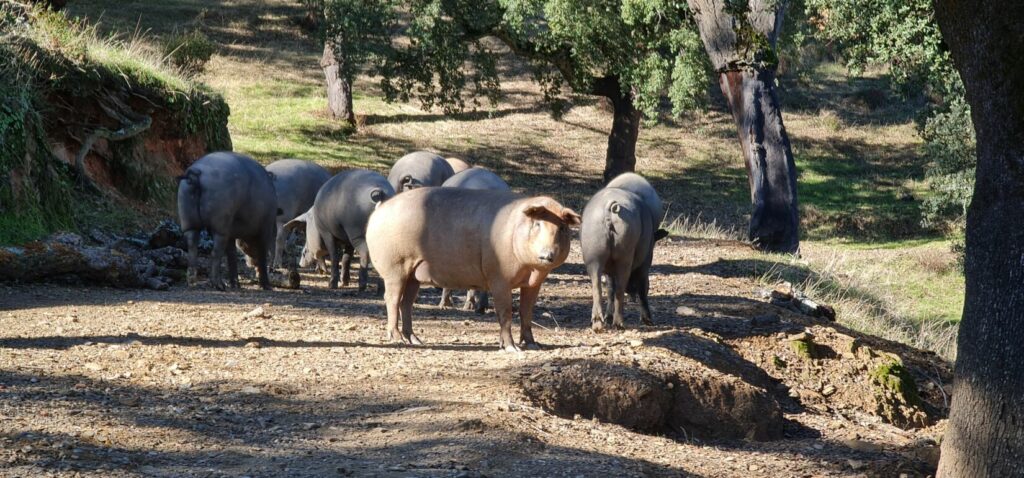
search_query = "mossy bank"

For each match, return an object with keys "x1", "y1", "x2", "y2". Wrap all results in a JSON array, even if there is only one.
[{"x1": 0, "y1": 2, "x2": 230, "y2": 245}]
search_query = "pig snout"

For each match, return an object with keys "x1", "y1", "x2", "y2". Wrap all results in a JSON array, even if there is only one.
[
  {"x1": 298, "y1": 245, "x2": 316, "y2": 268},
  {"x1": 538, "y1": 249, "x2": 556, "y2": 263}
]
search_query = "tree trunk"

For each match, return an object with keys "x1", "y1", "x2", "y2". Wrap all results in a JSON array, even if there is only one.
[
  {"x1": 933, "y1": 1, "x2": 1024, "y2": 476},
  {"x1": 321, "y1": 43, "x2": 355, "y2": 126},
  {"x1": 718, "y1": 68, "x2": 799, "y2": 253},
  {"x1": 686, "y1": 0, "x2": 800, "y2": 254},
  {"x1": 593, "y1": 76, "x2": 641, "y2": 183}
]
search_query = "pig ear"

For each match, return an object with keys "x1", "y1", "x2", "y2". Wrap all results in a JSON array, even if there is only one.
[
  {"x1": 284, "y1": 209, "x2": 311, "y2": 233},
  {"x1": 560, "y1": 208, "x2": 582, "y2": 226}
]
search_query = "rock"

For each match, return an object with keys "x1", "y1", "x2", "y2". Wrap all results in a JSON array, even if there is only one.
[
  {"x1": 144, "y1": 277, "x2": 169, "y2": 290},
  {"x1": 628, "y1": 340, "x2": 643, "y2": 348},
  {"x1": 244, "y1": 341, "x2": 261, "y2": 348},
  {"x1": 869, "y1": 361, "x2": 930, "y2": 429},
  {"x1": 841, "y1": 439, "x2": 883, "y2": 453},
  {"x1": 84, "y1": 363, "x2": 104, "y2": 372},
  {"x1": 847, "y1": 459, "x2": 866, "y2": 471},
  {"x1": 790, "y1": 339, "x2": 818, "y2": 359},
  {"x1": 244, "y1": 306, "x2": 271, "y2": 319},
  {"x1": 240, "y1": 386, "x2": 261, "y2": 395},
  {"x1": 147, "y1": 220, "x2": 183, "y2": 249},
  {"x1": 788, "y1": 331, "x2": 813, "y2": 342},
  {"x1": 750, "y1": 314, "x2": 781, "y2": 327},
  {"x1": 822, "y1": 384, "x2": 837, "y2": 397},
  {"x1": 675, "y1": 306, "x2": 697, "y2": 316}
]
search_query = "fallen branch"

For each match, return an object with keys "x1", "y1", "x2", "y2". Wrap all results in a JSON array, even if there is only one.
[{"x1": 73, "y1": 115, "x2": 152, "y2": 189}]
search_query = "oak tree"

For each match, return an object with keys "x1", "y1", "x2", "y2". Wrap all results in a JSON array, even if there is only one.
[
  {"x1": 685, "y1": 0, "x2": 800, "y2": 253},
  {"x1": 932, "y1": 1, "x2": 1024, "y2": 476}
]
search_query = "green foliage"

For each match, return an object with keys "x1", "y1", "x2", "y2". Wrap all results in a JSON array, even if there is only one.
[
  {"x1": 306, "y1": 0, "x2": 396, "y2": 82},
  {"x1": 162, "y1": 30, "x2": 215, "y2": 75},
  {"x1": 920, "y1": 98, "x2": 974, "y2": 232},
  {"x1": 378, "y1": 0, "x2": 711, "y2": 120},
  {"x1": 379, "y1": 0, "x2": 504, "y2": 114},
  {"x1": 806, "y1": 0, "x2": 974, "y2": 259}
]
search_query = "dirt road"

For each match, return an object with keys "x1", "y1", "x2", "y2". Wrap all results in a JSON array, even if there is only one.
[{"x1": 1, "y1": 239, "x2": 944, "y2": 477}]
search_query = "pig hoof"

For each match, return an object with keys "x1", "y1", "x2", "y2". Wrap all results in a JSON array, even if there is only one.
[
  {"x1": 519, "y1": 341, "x2": 542, "y2": 351},
  {"x1": 641, "y1": 318, "x2": 654, "y2": 326},
  {"x1": 591, "y1": 321, "x2": 606, "y2": 333},
  {"x1": 501, "y1": 343, "x2": 522, "y2": 353},
  {"x1": 408, "y1": 334, "x2": 423, "y2": 346},
  {"x1": 612, "y1": 322, "x2": 625, "y2": 331}
]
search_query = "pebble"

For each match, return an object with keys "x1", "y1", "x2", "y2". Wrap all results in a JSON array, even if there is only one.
[{"x1": 675, "y1": 306, "x2": 697, "y2": 316}]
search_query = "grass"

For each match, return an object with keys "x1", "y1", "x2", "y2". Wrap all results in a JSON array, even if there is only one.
[
  {"x1": 756, "y1": 241, "x2": 962, "y2": 359},
  {"x1": 62, "y1": 0, "x2": 964, "y2": 358}
]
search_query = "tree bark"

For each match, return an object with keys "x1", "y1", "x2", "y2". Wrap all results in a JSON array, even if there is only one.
[
  {"x1": 321, "y1": 43, "x2": 355, "y2": 126},
  {"x1": 593, "y1": 76, "x2": 641, "y2": 183},
  {"x1": 686, "y1": 0, "x2": 800, "y2": 254},
  {"x1": 718, "y1": 68, "x2": 799, "y2": 253},
  {"x1": 932, "y1": 1, "x2": 1024, "y2": 476}
]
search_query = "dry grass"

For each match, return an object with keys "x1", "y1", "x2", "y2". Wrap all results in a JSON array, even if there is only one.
[
  {"x1": 756, "y1": 243, "x2": 962, "y2": 360},
  {"x1": 663, "y1": 213, "x2": 744, "y2": 241}
]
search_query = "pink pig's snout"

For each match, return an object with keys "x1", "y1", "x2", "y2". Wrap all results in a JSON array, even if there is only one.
[{"x1": 538, "y1": 249, "x2": 556, "y2": 263}]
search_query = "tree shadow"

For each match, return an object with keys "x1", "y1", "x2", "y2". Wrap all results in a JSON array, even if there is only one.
[{"x1": 0, "y1": 369, "x2": 706, "y2": 477}]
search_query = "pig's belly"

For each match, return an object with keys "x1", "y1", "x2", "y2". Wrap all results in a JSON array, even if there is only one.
[{"x1": 412, "y1": 261, "x2": 486, "y2": 290}]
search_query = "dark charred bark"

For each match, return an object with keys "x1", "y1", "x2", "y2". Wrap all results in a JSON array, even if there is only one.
[
  {"x1": 933, "y1": 1, "x2": 1024, "y2": 476},
  {"x1": 687, "y1": 0, "x2": 800, "y2": 254},
  {"x1": 592, "y1": 77, "x2": 641, "y2": 183},
  {"x1": 321, "y1": 43, "x2": 355, "y2": 126},
  {"x1": 719, "y1": 69, "x2": 799, "y2": 253}
]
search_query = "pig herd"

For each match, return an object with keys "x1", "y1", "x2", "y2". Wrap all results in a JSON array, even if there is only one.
[{"x1": 177, "y1": 150, "x2": 667, "y2": 351}]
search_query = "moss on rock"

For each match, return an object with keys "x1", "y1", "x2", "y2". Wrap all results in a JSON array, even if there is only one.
[{"x1": 869, "y1": 360, "x2": 929, "y2": 428}]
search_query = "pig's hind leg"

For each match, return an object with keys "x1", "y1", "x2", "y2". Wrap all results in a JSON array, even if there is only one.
[
  {"x1": 209, "y1": 234, "x2": 230, "y2": 291},
  {"x1": 341, "y1": 244, "x2": 354, "y2": 287},
  {"x1": 184, "y1": 230, "x2": 200, "y2": 287},
  {"x1": 439, "y1": 288, "x2": 454, "y2": 309},
  {"x1": 328, "y1": 237, "x2": 341, "y2": 289},
  {"x1": 609, "y1": 261, "x2": 631, "y2": 330},
  {"x1": 225, "y1": 240, "x2": 240, "y2": 289},
  {"x1": 355, "y1": 243, "x2": 371, "y2": 293},
  {"x1": 398, "y1": 275, "x2": 422, "y2": 345},
  {"x1": 588, "y1": 262, "x2": 606, "y2": 332}
]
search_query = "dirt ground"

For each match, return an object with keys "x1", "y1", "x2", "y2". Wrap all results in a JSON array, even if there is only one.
[{"x1": 1, "y1": 238, "x2": 947, "y2": 477}]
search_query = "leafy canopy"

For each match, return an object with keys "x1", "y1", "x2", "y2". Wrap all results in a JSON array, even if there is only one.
[
  {"x1": 805, "y1": 0, "x2": 974, "y2": 236},
  {"x1": 378, "y1": 0, "x2": 711, "y2": 119}
]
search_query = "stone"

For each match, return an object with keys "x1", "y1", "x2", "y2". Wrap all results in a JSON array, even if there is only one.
[{"x1": 751, "y1": 314, "x2": 781, "y2": 327}]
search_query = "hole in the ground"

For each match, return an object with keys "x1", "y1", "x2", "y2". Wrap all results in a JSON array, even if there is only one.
[{"x1": 521, "y1": 359, "x2": 785, "y2": 442}]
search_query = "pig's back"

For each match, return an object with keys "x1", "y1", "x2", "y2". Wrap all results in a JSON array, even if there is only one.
[
  {"x1": 442, "y1": 168, "x2": 510, "y2": 191},
  {"x1": 268, "y1": 159, "x2": 330, "y2": 220},
  {"x1": 370, "y1": 187, "x2": 521, "y2": 263}
]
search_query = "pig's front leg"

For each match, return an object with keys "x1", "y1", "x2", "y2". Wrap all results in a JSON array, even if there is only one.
[
  {"x1": 490, "y1": 283, "x2": 519, "y2": 352},
  {"x1": 518, "y1": 284, "x2": 542, "y2": 350}
]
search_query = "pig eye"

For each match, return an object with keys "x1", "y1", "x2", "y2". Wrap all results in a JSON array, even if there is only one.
[{"x1": 532, "y1": 221, "x2": 540, "y2": 230}]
